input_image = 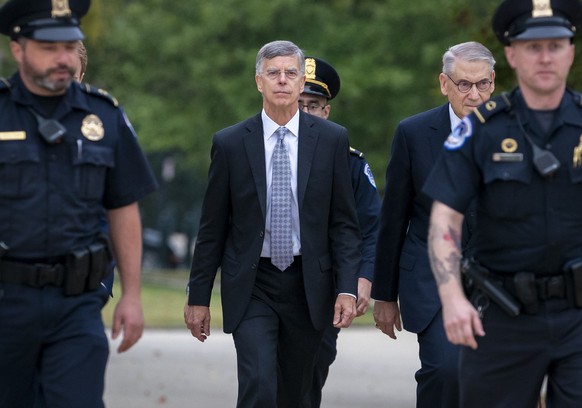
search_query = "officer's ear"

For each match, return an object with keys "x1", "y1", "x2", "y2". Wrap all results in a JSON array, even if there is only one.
[
  {"x1": 322, "y1": 103, "x2": 331, "y2": 120},
  {"x1": 9, "y1": 39, "x2": 24, "y2": 65},
  {"x1": 504, "y1": 46, "x2": 518, "y2": 70}
]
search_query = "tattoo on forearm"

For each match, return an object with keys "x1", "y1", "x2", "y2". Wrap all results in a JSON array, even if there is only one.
[{"x1": 428, "y1": 224, "x2": 462, "y2": 286}]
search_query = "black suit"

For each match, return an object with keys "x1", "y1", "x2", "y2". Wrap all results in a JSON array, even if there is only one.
[
  {"x1": 188, "y1": 111, "x2": 361, "y2": 407},
  {"x1": 373, "y1": 103, "x2": 461, "y2": 407}
]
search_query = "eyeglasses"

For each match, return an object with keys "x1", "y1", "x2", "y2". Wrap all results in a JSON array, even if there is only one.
[
  {"x1": 445, "y1": 73, "x2": 492, "y2": 93},
  {"x1": 298, "y1": 101, "x2": 326, "y2": 114},
  {"x1": 262, "y1": 69, "x2": 301, "y2": 80}
]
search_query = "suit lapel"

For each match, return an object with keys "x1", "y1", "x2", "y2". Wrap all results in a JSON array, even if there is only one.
[
  {"x1": 243, "y1": 114, "x2": 267, "y2": 217},
  {"x1": 428, "y1": 103, "x2": 452, "y2": 163},
  {"x1": 297, "y1": 112, "x2": 317, "y2": 209}
]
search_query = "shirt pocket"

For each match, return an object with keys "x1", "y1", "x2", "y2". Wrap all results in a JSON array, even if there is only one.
[
  {"x1": 0, "y1": 144, "x2": 40, "y2": 198},
  {"x1": 560, "y1": 164, "x2": 582, "y2": 212},
  {"x1": 72, "y1": 143, "x2": 114, "y2": 200},
  {"x1": 481, "y1": 161, "x2": 536, "y2": 219}
]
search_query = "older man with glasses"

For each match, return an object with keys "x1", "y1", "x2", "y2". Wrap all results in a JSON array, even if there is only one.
[{"x1": 373, "y1": 41, "x2": 496, "y2": 407}]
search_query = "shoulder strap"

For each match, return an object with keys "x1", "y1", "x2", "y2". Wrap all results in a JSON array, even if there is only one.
[
  {"x1": 349, "y1": 146, "x2": 364, "y2": 158},
  {"x1": 0, "y1": 77, "x2": 11, "y2": 91},
  {"x1": 80, "y1": 83, "x2": 119, "y2": 107},
  {"x1": 472, "y1": 93, "x2": 511, "y2": 124},
  {"x1": 570, "y1": 90, "x2": 582, "y2": 107}
]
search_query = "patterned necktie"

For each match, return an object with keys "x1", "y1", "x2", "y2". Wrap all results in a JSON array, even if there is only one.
[{"x1": 270, "y1": 126, "x2": 293, "y2": 271}]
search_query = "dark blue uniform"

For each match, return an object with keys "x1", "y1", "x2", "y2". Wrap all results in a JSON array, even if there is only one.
[
  {"x1": 0, "y1": 73, "x2": 157, "y2": 408},
  {"x1": 423, "y1": 89, "x2": 582, "y2": 407},
  {"x1": 309, "y1": 147, "x2": 380, "y2": 407}
]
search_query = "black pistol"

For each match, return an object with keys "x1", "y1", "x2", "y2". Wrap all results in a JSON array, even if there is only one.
[
  {"x1": 0, "y1": 241, "x2": 8, "y2": 258},
  {"x1": 461, "y1": 258, "x2": 521, "y2": 317}
]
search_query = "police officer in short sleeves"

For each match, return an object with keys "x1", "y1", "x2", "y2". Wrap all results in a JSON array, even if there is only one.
[
  {"x1": 0, "y1": 1, "x2": 158, "y2": 407},
  {"x1": 298, "y1": 56, "x2": 381, "y2": 407},
  {"x1": 423, "y1": 0, "x2": 582, "y2": 406}
]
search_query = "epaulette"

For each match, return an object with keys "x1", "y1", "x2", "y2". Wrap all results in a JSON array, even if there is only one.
[
  {"x1": 0, "y1": 77, "x2": 11, "y2": 91},
  {"x1": 349, "y1": 146, "x2": 364, "y2": 158},
  {"x1": 571, "y1": 91, "x2": 582, "y2": 107},
  {"x1": 80, "y1": 83, "x2": 119, "y2": 107},
  {"x1": 471, "y1": 93, "x2": 511, "y2": 124}
]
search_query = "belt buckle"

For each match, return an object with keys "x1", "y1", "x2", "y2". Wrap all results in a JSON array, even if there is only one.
[{"x1": 35, "y1": 264, "x2": 61, "y2": 287}]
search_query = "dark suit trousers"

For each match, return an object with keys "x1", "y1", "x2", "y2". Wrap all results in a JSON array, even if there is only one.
[
  {"x1": 416, "y1": 310, "x2": 460, "y2": 408},
  {"x1": 233, "y1": 258, "x2": 324, "y2": 408},
  {"x1": 306, "y1": 324, "x2": 339, "y2": 407},
  {"x1": 460, "y1": 300, "x2": 582, "y2": 408}
]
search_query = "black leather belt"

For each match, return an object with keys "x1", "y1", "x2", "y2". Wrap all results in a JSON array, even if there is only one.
[
  {"x1": 495, "y1": 273, "x2": 567, "y2": 300},
  {"x1": 0, "y1": 259, "x2": 65, "y2": 287},
  {"x1": 260, "y1": 256, "x2": 302, "y2": 266}
]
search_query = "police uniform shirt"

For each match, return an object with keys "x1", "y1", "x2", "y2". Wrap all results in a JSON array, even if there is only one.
[
  {"x1": 349, "y1": 148, "x2": 380, "y2": 282},
  {"x1": 0, "y1": 73, "x2": 158, "y2": 260},
  {"x1": 423, "y1": 89, "x2": 582, "y2": 275}
]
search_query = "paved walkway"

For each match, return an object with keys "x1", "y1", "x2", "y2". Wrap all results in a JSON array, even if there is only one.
[{"x1": 105, "y1": 327, "x2": 419, "y2": 408}]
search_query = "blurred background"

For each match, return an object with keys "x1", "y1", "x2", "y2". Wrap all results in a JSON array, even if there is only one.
[{"x1": 2, "y1": 0, "x2": 582, "y2": 315}]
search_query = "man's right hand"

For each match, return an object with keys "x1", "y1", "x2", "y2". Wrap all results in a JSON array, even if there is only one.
[
  {"x1": 440, "y1": 289, "x2": 484, "y2": 350},
  {"x1": 184, "y1": 304, "x2": 211, "y2": 342},
  {"x1": 373, "y1": 301, "x2": 402, "y2": 339}
]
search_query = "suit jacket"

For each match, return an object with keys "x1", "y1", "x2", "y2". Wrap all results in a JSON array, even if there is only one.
[
  {"x1": 372, "y1": 103, "x2": 451, "y2": 333},
  {"x1": 188, "y1": 111, "x2": 361, "y2": 333}
]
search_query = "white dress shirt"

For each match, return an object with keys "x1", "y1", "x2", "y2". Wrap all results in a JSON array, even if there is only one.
[
  {"x1": 448, "y1": 103, "x2": 462, "y2": 131},
  {"x1": 260, "y1": 109, "x2": 302, "y2": 258}
]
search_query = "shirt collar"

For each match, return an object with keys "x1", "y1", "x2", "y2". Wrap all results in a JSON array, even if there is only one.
[
  {"x1": 262, "y1": 109, "x2": 300, "y2": 140},
  {"x1": 448, "y1": 103, "x2": 462, "y2": 130},
  {"x1": 9, "y1": 72, "x2": 91, "y2": 114}
]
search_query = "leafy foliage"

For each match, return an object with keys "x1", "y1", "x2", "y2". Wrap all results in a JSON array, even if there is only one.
[{"x1": 2, "y1": 0, "x2": 582, "y2": 231}]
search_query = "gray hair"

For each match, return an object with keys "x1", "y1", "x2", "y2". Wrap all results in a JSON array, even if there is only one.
[
  {"x1": 255, "y1": 40, "x2": 305, "y2": 75},
  {"x1": 442, "y1": 41, "x2": 496, "y2": 76}
]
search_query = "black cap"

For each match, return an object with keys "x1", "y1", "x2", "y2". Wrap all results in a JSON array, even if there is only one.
[
  {"x1": 0, "y1": 0, "x2": 90, "y2": 41},
  {"x1": 492, "y1": 0, "x2": 582, "y2": 45},
  {"x1": 303, "y1": 57, "x2": 341, "y2": 100}
]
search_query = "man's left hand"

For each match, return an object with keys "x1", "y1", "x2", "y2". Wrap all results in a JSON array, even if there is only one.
[
  {"x1": 333, "y1": 293, "x2": 357, "y2": 328},
  {"x1": 111, "y1": 294, "x2": 144, "y2": 353},
  {"x1": 356, "y1": 277, "x2": 372, "y2": 316}
]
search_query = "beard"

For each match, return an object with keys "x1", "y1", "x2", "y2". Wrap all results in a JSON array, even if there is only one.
[{"x1": 21, "y1": 54, "x2": 75, "y2": 94}]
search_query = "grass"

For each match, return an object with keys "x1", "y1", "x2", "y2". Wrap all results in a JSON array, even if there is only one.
[{"x1": 102, "y1": 268, "x2": 375, "y2": 329}]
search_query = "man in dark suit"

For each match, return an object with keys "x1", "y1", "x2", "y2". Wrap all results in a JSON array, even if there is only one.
[
  {"x1": 372, "y1": 42, "x2": 496, "y2": 407},
  {"x1": 184, "y1": 40, "x2": 361, "y2": 407}
]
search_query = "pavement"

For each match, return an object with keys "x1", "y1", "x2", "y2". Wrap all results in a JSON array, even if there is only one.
[{"x1": 104, "y1": 327, "x2": 419, "y2": 408}]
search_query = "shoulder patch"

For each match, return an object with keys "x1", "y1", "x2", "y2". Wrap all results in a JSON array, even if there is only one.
[
  {"x1": 472, "y1": 93, "x2": 511, "y2": 124},
  {"x1": 363, "y1": 162, "x2": 377, "y2": 188},
  {"x1": 349, "y1": 146, "x2": 364, "y2": 158},
  {"x1": 444, "y1": 116, "x2": 472, "y2": 150},
  {"x1": 0, "y1": 77, "x2": 11, "y2": 92},
  {"x1": 80, "y1": 83, "x2": 119, "y2": 107}
]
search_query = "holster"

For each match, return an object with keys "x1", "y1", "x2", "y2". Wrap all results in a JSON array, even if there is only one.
[
  {"x1": 513, "y1": 272, "x2": 539, "y2": 314},
  {"x1": 64, "y1": 235, "x2": 112, "y2": 296},
  {"x1": 64, "y1": 248, "x2": 90, "y2": 296},
  {"x1": 564, "y1": 258, "x2": 582, "y2": 308}
]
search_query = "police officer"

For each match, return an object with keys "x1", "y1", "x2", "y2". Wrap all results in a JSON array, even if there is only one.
[
  {"x1": 0, "y1": 1, "x2": 158, "y2": 407},
  {"x1": 424, "y1": 0, "x2": 582, "y2": 406},
  {"x1": 298, "y1": 56, "x2": 381, "y2": 407}
]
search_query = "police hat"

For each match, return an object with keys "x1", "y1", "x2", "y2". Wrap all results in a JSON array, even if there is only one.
[
  {"x1": 303, "y1": 57, "x2": 341, "y2": 100},
  {"x1": 492, "y1": 0, "x2": 582, "y2": 45},
  {"x1": 0, "y1": 0, "x2": 90, "y2": 41}
]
